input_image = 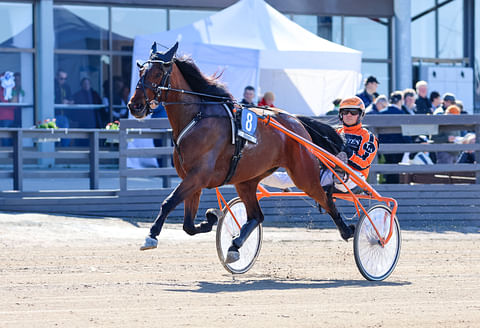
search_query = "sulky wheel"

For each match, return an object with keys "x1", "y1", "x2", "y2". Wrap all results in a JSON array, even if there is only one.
[
  {"x1": 353, "y1": 204, "x2": 401, "y2": 281},
  {"x1": 216, "y1": 197, "x2": 262, "y2": 274}
]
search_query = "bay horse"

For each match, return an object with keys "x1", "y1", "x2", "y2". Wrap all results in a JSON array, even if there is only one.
[{"x1": 128, "y1": 42, "x2": 354, "y2": 262}]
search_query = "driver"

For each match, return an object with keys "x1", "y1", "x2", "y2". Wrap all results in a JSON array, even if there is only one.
[{"x1": 261, "y1": 96, "x2": 378, "y2": 193}]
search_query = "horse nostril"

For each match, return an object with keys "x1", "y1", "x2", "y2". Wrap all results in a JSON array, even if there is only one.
[{"x1": 128, "y1": 102, "x2": 139, "y2": 111}]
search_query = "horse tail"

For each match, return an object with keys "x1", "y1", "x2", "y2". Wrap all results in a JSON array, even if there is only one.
[{"x1": 295, "y1": 115, "x2": 344, "y2": 155}]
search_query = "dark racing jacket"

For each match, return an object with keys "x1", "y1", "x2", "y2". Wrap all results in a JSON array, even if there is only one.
[{"x1": 336, "y1": 123, "x2": 378, "y2": 179}]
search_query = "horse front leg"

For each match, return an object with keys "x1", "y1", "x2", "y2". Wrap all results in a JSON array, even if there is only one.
[
  {"x1": 140, "y1": 177, "x2": 201, "y2": 250},
  {"x1": 182, "y1": 191, "x2": 222, "y2": 235}
]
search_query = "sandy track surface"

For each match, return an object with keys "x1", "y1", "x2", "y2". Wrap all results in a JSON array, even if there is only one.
[{"x1": 1, "y1": 213, "x2": 479, "y2": 327}]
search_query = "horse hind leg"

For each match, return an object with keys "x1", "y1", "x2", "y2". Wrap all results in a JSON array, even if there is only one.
[
  {"x1": 288, "y1": 165, "x2": 354, "y2": 241},
  {"x1": 225, "y1": 179, "x2": 264, "y2": 264},
  {"x1": 322, "y1": 185, "x2": 355, "y2": 241}
]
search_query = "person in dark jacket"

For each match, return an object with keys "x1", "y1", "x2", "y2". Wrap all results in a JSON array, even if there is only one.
[
  {"x1": 72, "y1": 77, "x2": 103, "y2": 129},
  {"x1": 356, "y1": 75, "x2": 379, "y2": 108},
  {"x1": 429, "y1": 91, "x2": 442, "y2": 113},
  {"x1": 414, "y1": 80, "x2": 432, "y2": 114},
  {"x1": 73, "y1": 78, "x2": 102, "y2": 105},
  {"x1": 240, "y1": 85, "x2": 255, "y2": 107}
]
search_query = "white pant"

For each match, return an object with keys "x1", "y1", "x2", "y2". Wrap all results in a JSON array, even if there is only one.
[{"x1": 261, "y1": 170, "x2": 364, "y2": 193}]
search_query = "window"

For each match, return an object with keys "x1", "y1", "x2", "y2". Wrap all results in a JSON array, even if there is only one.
[
  {"x1": 438, "y1": 0, "x2": 463, "y2": 58},
  {"x1": 53, "y1": 4, "x2": 172, "y2": 130},
  {"x1": 343, "y1": 17, "x2": 389, "y2": 59},
  {"x1": 54, "y1": 5, "x2": 108, "y2": 50},
  {"x1": 0, "y1": 2, "x2": 34, "y2": 129},
  {"x1": 112, "y1": 7, "x2": 167, "y2": 51},
  {"x1": 411, "y1": 0, "x2": 436, "y2": 58},
  {"x1": 54, "y1": 54, "x2": 108, "y2": 130},
  {"x1": 289, "y1": 14, "x2": 391, "y2": 96}
]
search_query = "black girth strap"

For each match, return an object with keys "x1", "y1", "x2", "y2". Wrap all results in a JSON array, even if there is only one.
[
  {"x1": 172, "y1": 104, "x2": 246, "y2": 187},
  {"x1": 221, "y1": 109, "x2": 246, "y2": 185}
]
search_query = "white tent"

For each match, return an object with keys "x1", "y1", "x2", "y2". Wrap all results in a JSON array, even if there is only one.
[{"x1": 131, "y1": 0, "x2": 362, "y2": 116}]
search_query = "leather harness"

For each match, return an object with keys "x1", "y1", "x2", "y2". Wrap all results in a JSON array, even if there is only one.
[{"x1": 136, "y1": 59, "x2": 246, "y2": 186}]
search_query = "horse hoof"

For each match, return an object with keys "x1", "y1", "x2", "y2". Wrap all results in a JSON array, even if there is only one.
[
  {"x1": 340, "y1": 224, "x2": 355, "y2": 242},
  {"x1": 225, "y1": 245, "x2": 240, "y2": 263},
  {"x1": 140, "y1": 237, "x2": 158, "y2": 251},
  {"x1": 205, "y1": 208, "x2": 223, "y2": 225}
]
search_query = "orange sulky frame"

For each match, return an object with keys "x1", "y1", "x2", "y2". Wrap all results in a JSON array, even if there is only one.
[{"x1": 216, "y1": 114, "x2": 398, "y2": 247}]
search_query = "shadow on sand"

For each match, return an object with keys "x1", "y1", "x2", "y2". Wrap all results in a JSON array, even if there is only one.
[{"x1": 163, "y1": 277, "x2": 411, "y2": 294}]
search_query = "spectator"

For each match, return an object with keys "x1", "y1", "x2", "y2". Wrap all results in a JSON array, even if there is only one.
[
  {"x1": 240, "y1": 86, "x2": 256, "y2": 107},
  {"x1": 10, "y1": 72, "x2": 24, "y2": 127},
  {"x1": 415, "y1": 80, "x2": 432, "y2": 114},
  {"x1": 356, "y1": 75, "x2": 379, "y2": 108},
  {"x1": 72, "y1": 77, "x2": 103, "y2": 129},
  {"x1": 258, "y1": 91, "x2": 275, "y2": 107},
  {"x1": 325, "y1": 98, "x2": 341, "y2": 115},
  {"x1": 402, "y1": 88, "x2": 417, "y2": 115},
  {"x1": 366, "y1": 94, "x2": 388, "y2": 114},
  {"x1": 456, "y1": 133, "x2": 476, "y2": 163},
  {"x1": 378, "y1": 91, "x2": 411, "y2": 183},
  {"x1": 73, "y1": 78, "x2": 102, "y2": 105},
  {"x1": 432, "y1": 105, "x2": 462, "y2": 164},
  {"x1": 102, "y1": 77, "x2": 128, "y2": 121},
  {"x1": 11, "y1": 72, "x2": 25, "y2": 104},
  {"x1": 434, "y1": 92, "x2": 456, "y2": 115},
  {"x1": 455, "y1": 100, "x2": 468, "y2": 114},
  {"x1": 429, "y1": 91, "x2": 442, "y2": 113},
  {"x1": 54, "y1": 69, "x2": 73, "y2": 104}
]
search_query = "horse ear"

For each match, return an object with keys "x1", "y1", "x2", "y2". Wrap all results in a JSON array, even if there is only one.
[
  {"x1": 136, "y1": 60, "x2": 144, "y2": 68},
  {"x1": 155, "y1": 41, "x2": 179, "y2": 62},
  {"x1": 150, "y1": 42, "x2": 158, "y2": 57}
]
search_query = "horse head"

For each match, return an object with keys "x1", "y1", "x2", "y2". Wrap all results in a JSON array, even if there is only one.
[{"x1": 128, "y1": 41, "x2": 179, "y2": 119}]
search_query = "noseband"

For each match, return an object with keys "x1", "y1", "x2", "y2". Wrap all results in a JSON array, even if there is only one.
[{"x1": 136, "y1": 59, "x2": 173, "y2": 115}]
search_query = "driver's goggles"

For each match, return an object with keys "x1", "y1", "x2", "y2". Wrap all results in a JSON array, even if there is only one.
[{"x1": 340, "y1": 109, "x2": 361, "y2": 116}]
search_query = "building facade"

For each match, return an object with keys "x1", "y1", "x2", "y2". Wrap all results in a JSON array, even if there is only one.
[{"x1": 0, "y1": 0, "x2": 478, "y2": 132}]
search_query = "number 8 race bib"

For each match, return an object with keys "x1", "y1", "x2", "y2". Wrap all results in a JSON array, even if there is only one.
[{"x1": 238, "y1": 108, "x2": 258, "y2": 143}]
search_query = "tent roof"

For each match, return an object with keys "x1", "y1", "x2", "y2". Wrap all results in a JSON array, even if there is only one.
[{"x1": 135, "y1": 0, "x2": 361, "y2": 70}]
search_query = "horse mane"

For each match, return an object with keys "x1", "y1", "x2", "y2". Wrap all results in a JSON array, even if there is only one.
[
  {"x1": 296, "y1": 115, "x2": 345, "y2": 155},
  {"x1": 174, "y1": 56, "x2": 233, "y2": 101}
]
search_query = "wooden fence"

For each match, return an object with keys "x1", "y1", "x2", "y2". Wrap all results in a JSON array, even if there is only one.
[
  {"x1": 1, "y1": 115, "x2": 480, "y2": 191},
  {"x1": 0, "y1": 128, "x2": 118, "y2": 190},
  {"x1": 0, "y1": 116, "x2": 479, "y2": 221}
]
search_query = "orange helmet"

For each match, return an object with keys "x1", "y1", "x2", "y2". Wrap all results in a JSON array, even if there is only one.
[
  {"x1": 338, "y1": 96, "x2": 366, "y2": 124},
  {"x1": 445, "y1": 105, "x2": 460, "y2": 115},
  {"x1": 339, "y1": 96, "x2": 365, "y2": 112}
]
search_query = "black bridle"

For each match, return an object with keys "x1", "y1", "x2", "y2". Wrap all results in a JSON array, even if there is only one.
[
  {"x1": 136, "y1": 59, "x2": 235, "y2": 115},
  {"x1": 136, "y1": 59, "x2": 174, "y2": 116}
]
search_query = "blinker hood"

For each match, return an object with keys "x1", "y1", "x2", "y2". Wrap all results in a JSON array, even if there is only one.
[{"x1": 150, "y1": 41, "x2": 179, "y2": 62}]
